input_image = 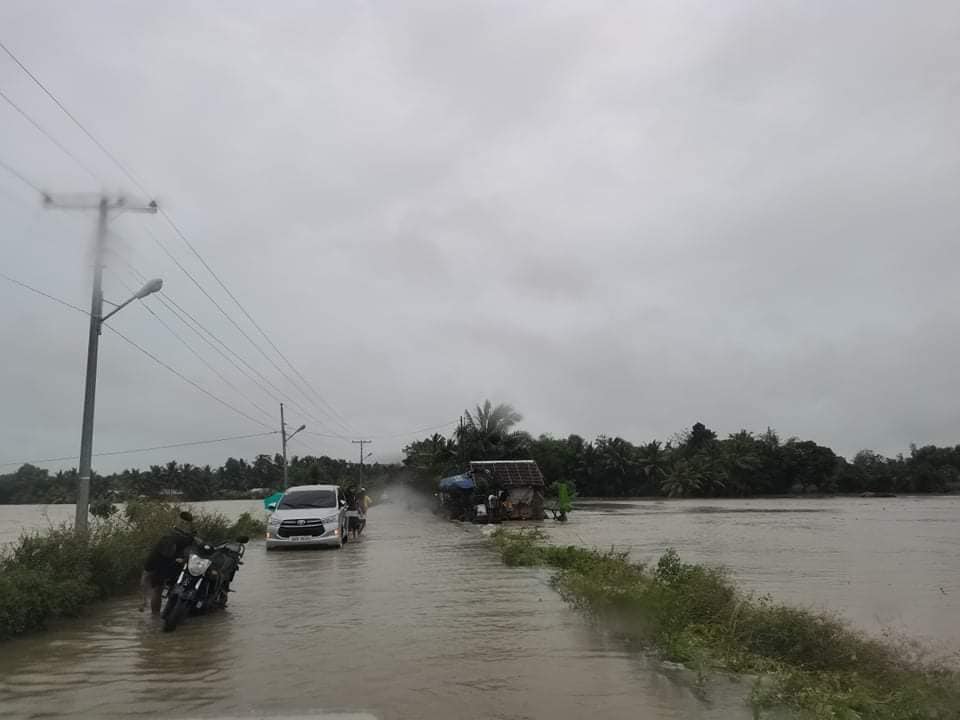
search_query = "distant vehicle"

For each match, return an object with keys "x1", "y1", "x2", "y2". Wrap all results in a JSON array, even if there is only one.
[
  {"x1": 160, "y1": 535, "x2": 248, "y2": 632},
  {"x1": 265, "y1": 484, "x2": 348, "y2": 550}
]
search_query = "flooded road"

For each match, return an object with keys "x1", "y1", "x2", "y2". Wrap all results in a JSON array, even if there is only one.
[{"x1": 0, "y1": 500, "x2": 751, "y2": 720}]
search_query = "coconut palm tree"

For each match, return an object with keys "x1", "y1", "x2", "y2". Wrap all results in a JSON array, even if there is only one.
[
  {"x1": 637, "y1": 440, "x2": 670, "y2": 494},
  {"x1": 464, "y1": 400, "x2": 523, "y2": 436},
  {"x1": 461, "y1": 400, "x2": 525, "y2": 460}
]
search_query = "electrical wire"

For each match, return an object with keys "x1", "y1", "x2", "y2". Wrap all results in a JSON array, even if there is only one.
[
  {"x1": 104, "y1": 325, "x2": 271, "y2": 429},
  {"x1": 137, "y1": 223, "x2": 341, "y2": 436},
  {"x1": 0, "y1": 86, "x2": 101, "y2": 184},
  {"x1": 1, "y1": 38, "x2": 355, "y2": 436},
  {"x1": 0, "y1": 270, "x2": 87, "y2": 314},
  {"x1": 0, "y1": 271, "x2": 271, "y2": 429},
  {"x1": 370, "y1": 419, "x2": 459, "y2": 439},
  {"x1": 110, "y1": 250, "x2": 298, "y2": 422},
  {"x1": 107, "y1": 268, "x2": 277, "y2": 424},
  {"x1": 0, "y1": 39, "x2": 148, "y2": 195},
  {"x1": 158, "y1": 209, "x2": 354, "y2": 434},
  {"x1": 0, "y1": 431, "x2": 279, "y2": 468},
  {"x1": 0, "y1": 155, "x2": 44, "y2": 194}
]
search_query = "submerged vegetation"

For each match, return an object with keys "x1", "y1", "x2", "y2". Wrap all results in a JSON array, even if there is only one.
[
  {"x1": 492, "y1": 529, "x2": 960, "y2": 719},
  {"x1": 0, "y1": 501, "x2": 264, "y2": 640}
]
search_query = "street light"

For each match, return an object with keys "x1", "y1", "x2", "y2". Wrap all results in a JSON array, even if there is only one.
[
  {"x1": 280, "y1": 401, "x2": 306, "y2": 490},
  {"x1": 101, "y1": 278, "x2": 163, "y2": 322},
  {"x1": 75, "y1": 276, "x2": 163, "y2": 532}
]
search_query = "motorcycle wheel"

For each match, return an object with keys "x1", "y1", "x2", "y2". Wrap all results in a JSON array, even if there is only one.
[{"x1": 162, "y1": 597, "x2": 190, "y2": 632}]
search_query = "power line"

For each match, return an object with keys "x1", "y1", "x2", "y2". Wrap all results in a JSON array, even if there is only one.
[
  {"x1": 109, "y1": 249, "x2": 300, "y2": 420},
  {"x1": 107, "y1": 268, "x2": 276, "y2": 425},
  {"x1": 0, "y1": 39, "x2": 147, "y2": 195},
  {"x1": 0, "y1": 155, "x2": 43, "y2": 194},
  {"x1": 371, "y1": 419, "x2": 459, "y2": 439},
  {"x1": 0, "y1": 86, "x2": 101, "y2": 184},
  {"x1": 104, "y1": 324, "x2": 272, "y2": 429},
  {"x1": 158, "y1": 209, "x2": 355, "y2": 434},
  {"x1": 0, "y1": 431, "x2": 279, "y2": 468},
  {"x1": 304, "y1": 430, "x2": 355, "y2": 443},
  {"x1": 0, "y1": 271, "x2": 271, "y2": 429},
  {"x1": 109, "y1": 245, "x2": 286, "y2": 408},
  {"x1": 1, "y1": 37, "x2": 355, "y2": 436},
  {"x1": 0, "y1": 270, "x2": 87, "y2": 313},
  {"x1": 137, "y1": 223, "x2": 340, "y2": 435}
]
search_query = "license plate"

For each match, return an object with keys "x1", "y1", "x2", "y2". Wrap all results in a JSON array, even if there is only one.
[{"x1": 292, "y1": 535, "x2": 316, "y2": 541}]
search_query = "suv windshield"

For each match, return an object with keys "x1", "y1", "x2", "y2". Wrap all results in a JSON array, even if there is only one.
[{"x1": 278, "y1": 490, "x2": 337, "y2": 510}]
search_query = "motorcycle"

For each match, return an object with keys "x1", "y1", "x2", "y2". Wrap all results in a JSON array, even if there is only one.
[{"x1": 160, "y1": 535, "x2": 249, "y2": 632}]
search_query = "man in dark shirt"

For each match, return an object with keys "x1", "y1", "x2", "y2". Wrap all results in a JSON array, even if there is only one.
[{"x1": 140, "y1": 511, "x2": 194, "y2": 613}]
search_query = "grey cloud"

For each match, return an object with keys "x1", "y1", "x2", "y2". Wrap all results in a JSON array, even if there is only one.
[{"x1": 1, "y1": 1, "x2": 959, "y2": 472}]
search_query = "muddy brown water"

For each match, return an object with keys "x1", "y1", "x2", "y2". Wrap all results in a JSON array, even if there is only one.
[{"x1": 0, "y1": 496, "x2": 957, "y2": 719}]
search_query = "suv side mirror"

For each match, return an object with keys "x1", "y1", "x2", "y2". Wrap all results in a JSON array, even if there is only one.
[{"x1": 266, "y1": 502, "x2": 277, "y2": 511}]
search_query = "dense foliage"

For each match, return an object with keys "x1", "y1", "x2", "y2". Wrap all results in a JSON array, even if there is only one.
[
  {"x1": 5, "y1": 400, "x2": 959, "y2": 503},
  {"x1": 0, "y1": 454, "x2": 402, "y2": 505},
  {"x1": 0, "y1": 501, "x2": 264, "y2": 639},
  {"x1": 493, "y1": 529, "x2": 960, "y2": 719},
  {"x1": 403, "y1": 403, "x2": 960, "y2": 497}
]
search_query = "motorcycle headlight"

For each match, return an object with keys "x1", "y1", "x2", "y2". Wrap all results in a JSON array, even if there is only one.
[{"x1": 187, "y1": 554, "x2": 212, "y2": 577}]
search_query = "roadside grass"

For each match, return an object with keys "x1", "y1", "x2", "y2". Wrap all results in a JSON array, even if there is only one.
[
  {"x1": 0, "y1": 501, "x2": 264, "y2": 640},
  {"x1": 492, "y1": 528, "x2": 960, "y2": 720}
]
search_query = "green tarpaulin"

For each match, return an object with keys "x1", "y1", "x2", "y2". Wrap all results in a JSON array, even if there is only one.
[{"x1": 263, "y1": 492, "x2": 283, "y2": 510}]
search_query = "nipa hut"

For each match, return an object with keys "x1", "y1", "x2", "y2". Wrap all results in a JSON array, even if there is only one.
[{"x1": 469, "y1": 460, "x2": 545, "y2": 521}]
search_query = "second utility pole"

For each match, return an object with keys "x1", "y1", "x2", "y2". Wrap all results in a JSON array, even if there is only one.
[
  {"x1": 352, "y1": 439, "x2": 372, "y2": 485},
  {"x1": 281, "y1": 403, "x2": 289, "y2": 490},
  {"x1": 279, "y1": 402, "x2": 306, "y2": 490}
]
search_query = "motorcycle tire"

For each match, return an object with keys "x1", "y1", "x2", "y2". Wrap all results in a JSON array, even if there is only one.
[{"x1": 162, "y1": 597, "x2": 190, "y2": 632}]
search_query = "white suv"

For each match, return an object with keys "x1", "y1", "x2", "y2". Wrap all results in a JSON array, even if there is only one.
[{"x1": 265, "y1": 484, "x2": 348, "y2": 549}]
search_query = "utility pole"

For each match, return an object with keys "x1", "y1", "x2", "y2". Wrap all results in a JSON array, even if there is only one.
[
  {"x1": 44, "y1": 194, "x2": 159, "y2": 532},
  {"x1": 352, "y1": 439, "x2": 372, "y2": 485},
  {"x1": 279, "y1": 402, "x2": 305, "y2": 490}
]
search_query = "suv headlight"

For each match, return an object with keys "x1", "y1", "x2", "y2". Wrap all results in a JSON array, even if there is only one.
[
  {"x1": 321, "y1": 514, "x2": 339, "y2": 524},
  {"x1": 187, "y1": 554, "x2": 212, "y2": 577},
  {"x1": 267, "y1": 516, "x2": 280, "y2": 527}
]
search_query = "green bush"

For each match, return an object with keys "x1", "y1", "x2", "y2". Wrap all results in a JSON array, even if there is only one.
[
  {"x1": 491, "y1": 529, "x2": 960, "y2": 720},
  {"x1": 0, "y1": 500, "x2": 264, "y2": 640}
]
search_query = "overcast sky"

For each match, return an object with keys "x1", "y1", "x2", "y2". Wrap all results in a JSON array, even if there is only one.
[{"x1": 1, "y1": 1, "x2": 958, "y2": 474}]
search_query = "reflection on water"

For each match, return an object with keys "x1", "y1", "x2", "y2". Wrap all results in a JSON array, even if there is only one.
[{"x1": 0, "y1": 502, "x2": 752, "y2": 720}]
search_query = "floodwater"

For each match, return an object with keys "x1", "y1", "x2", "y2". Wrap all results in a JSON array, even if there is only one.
[
  {"x1": 547, "y1": 496, "x2": 960, "y2": 657},
  {"x1": 0, "y1": 499, "x2": 751, "y2": 720},
  {"x1": 0, "y1": 496, "x2": 957, "y2": 719}
]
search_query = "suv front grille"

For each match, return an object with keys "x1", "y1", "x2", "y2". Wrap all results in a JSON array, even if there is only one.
[{"x1": 277, "y1": 518, "x2": 325, "y2": 538}]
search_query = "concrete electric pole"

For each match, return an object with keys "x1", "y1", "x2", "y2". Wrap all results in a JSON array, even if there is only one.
[
  {"x1": 352, "y1": 439, "x2": 372, "y2": 485},
  {"x1": 280, "y1": 402, "x2": 305, "y2": 490},
  {"x1": 44, "y1": 194, "x2": 159, "y2": 532}
]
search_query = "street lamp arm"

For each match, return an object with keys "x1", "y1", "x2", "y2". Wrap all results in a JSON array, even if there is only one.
[
  {"x1": 100, "y1": 278, "x2": 163, "y2": 323},
  {"x1": 288, "y1": 424, "x2": 306, "y2": 441},
  {"x1": 100, "y1": 295, "x2": 136, "y2": 323}
]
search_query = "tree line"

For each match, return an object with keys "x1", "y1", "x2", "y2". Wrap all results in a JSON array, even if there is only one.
[
  {"x1": 402, "y1": 401, "x2": 960, "y2": 497},
  {"x1": 0, "y1": 453, "x2": 402, "y2": 505},
  {"x1": 5, "y1": 400, "x2": 959, "y2": 504}
]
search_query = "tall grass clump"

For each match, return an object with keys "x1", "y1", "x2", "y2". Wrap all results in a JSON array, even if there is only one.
[
  {"x1": 491, "y1": 529, "x2": 960, "y2": 720},
  {"x1": 0, "y1": 501, "x2": 264, "y2": 640}
]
